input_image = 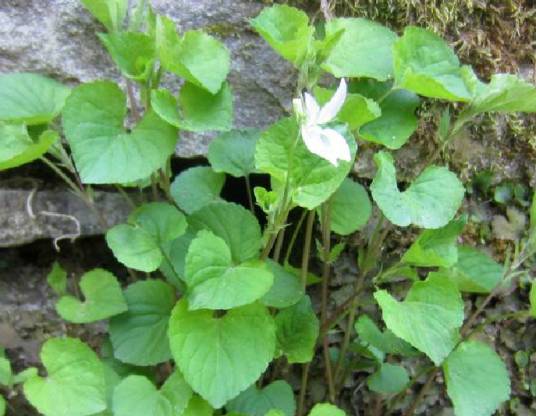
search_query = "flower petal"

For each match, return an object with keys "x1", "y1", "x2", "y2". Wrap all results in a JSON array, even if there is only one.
[
  {"x1": 317, "y1": 78, "x2": 347, "y2": 125},
  {"x1": 302, "y1": 126, "x2": 337, "y2": 166},
  {"x1": 304, "y1": 92, "x2": 320, "y2": 126},
  {"x1": 321, "y1": 128, "x2": 352, "y2": 164}
]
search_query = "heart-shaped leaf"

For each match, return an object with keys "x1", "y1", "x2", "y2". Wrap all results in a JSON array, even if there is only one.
[
  {"x1": 0, "y1": 124, "x2": 58, "y2": 170},
  {"x1": 261, "y1": 260, "x2": 303, "y2": 309},
  {"x1": 170, "y1": 167, "x2": 225, "y2": 214},
  {"x1": 112, "y1": 376, "x2": 173, "y2": 416},
  {"x1": 393, "y1": 27, "x2": 471, "y2": 101},
  {"x1": 208, "y1": 129, "x2": 260, "y2": 178},
  {"x1": 275, "y1": 296, "x2": 319, "y2": 363},
  {"x1": 402, "y1": 216, "x2": 466, "y2": 268},
  {"x1": 99, "y1": 32, "x2": 155, "y2": 81},
  {"x1": 443, "y1": 341, "x2": 510, "y2": 416},
  {"x1": 157, "y1": 17, "x2": 230, "y2": 94},
  {"x1": 151, "y1": 82, "x2": 233, "y2": 132},
  {"x1": 56, "y1": 269, "x2": 127, "y2": 323},
  {"x1": 250, "y1": 5, "x2": 313, "y2": 66},
  {"x1": 185, "y1": 230, "x2": 273, "y2": 310},
  {"x1": 106, "y1": 202, "x2": 187, "y2": 272},
  {"x1": 168, "y1": 300, "x2": 276, "y2": 408},
  {"x1": 322, "y1": 18, "x2": 397, "y2": 81},
  {"x1": 110, "y1": 280, "x2": 176, "y2": 366},
  {"x1": 371, "y1": 151, "x2": 464, "y2": 229},
  {"x1": 0, "y1": 73, "x2": 71, "y2": 125},
  {"x1": 367, "y1": 364, "x2": 409, "y2": 395},
  {"x1": 188, "y1": 201, "x2": 262, "y2": 263},
  {"x1": 23, "y1": 338, "x2": 106, "y2": 416},
  {"x1": 62, "y1": 81, "x2": 177, "y2": 184},
  {"x1": 375, "y1": 274, "x2": 464, "y2": 365},
  {"x1": 227, "y1": 380, "x2": 296, "y2": 416}
]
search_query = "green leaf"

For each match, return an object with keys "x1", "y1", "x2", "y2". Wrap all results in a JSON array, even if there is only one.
[
  {"x1": 184, "y1": 230, "x2": 273, "y2": 310},
  {"x1": 81, "y1": 0, "x2": 127, "y2": 31},
  {"x1": 371, "y1": 151, "x2": 465, "y2": 228},
  {"x1": 56, "y1": 268, "x2": 127, "y2": 323},
  {"x1": 443, "y1": 341, "x2": 510, "y2": 416},
  {"x1": 183, "y1": 396, "x2": 213, "y2": 416},
  {"x1": 179, "y1": 82, "x2": 233, "y2": 132},
  {"x1": 393, "y1": 27, "x2": 471, "y2": 101},
  {"x1": 170, "y1": 167, "x2": 225, "y2": 214},
  {"x1": 359, "y1": 89, "x2": 420, "y2": 149},
  {"x1": 157, "y1": 18, "x2": 230, "y2": 94},
  {"x1": 444, "y1": 245, "x2": 503, "y2": 293},
  {"x1": 402, "y1": 216, "x2": 466, "y2": 268},
  {"x1": 326, "y1": 178, "x2": 371, "y2": 235},
  {"x1": 151, "y1": 83, "x2": 233, "y2": 133},
  {"x1": 208, "y1": 129, "x2": 260, "y2": 177},
  {"x1": 0, "y1": 73, "x2": 71, "y2": 125},
  {"x1": 46, "y1": 261, "x2": 67, "y2": 296},
  {"x1": 250, "y1": 5, "x2": 313, "y2": 66},
  {"x1": 322, "y1": 18, "x2": 397, "y2": 81},
  {"x1": 98, "y1": 32, "x2": 155, "y2": 80},
  {"x1": 275, "y1": 295, "x2": 319, "y2": 363},
  {"x1": 261, "y1": 260, "x2": 304, "y2": 309},
  {"x1": 354, "y1": 315, "x2": 415, "y2": 356},
  {"x1": 374, "y1": 274, "x2": 464, "y2": 365},
  {"x1": 465, "y1": 74, "x2": 536, "y2": 115},
  {"x1": 367, "y1": 363, "x2": 409, "y2": 394},
  {"x1": 62, "y1": 81, "x2": 177, "y2": 184},
  {"x1": 112, "y1": 375, "x2": 173, "y2": 416},
  {"x1": 161, "y1": 371, "x2": 194, "y2": 416},
  {"x1": 23, "y1": 338, "x2": 106, "y2": 416},
  {"x1": 308, "y1": 403, "x2": 346, "y2": 416},
  {"x1": 106, "y1": 202, "x2": 187, "y2": 272},
  {"x1": 255, "y1": 118, "x2": 357, "y2": 210},
  {"x1": 188, "y1": 201, "x2": 262, "y2": 263},
  {"x1": 12, "y1": 368, "x2": 38, "y2": 385},
  {"x1": 227, "y1": 380, "x2": 296, "y2": 416},
  {"x1": 530, "y1": 281, "x2": 536, "y2": 317},
  {"x1": 110, "y1": 280, "x2": 176, "y2": 366},
  {"x1": 0, "y1": 357, "x2": 11, "y2": 387},
  {"x1": 160, "y1": 230, "x2": 196, "y2": 286},
  {"x1": 314, "y1": 87, "x2": 381, "y2": 131},
  {"x1": 0, "y1": 395, "x2": 4, "y2": 416},
  {"x1": 0, "y1": 126, "x2": 58, "y2": 171},
  {"x1": 168, "y1": 300, "x2": 276, "y2": 408}
]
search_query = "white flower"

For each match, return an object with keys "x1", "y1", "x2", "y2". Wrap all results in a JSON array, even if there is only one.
[{"x1": 294, "y1": 79, "x2": 351, "y2": 166}]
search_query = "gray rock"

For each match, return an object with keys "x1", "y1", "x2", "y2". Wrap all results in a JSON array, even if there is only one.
[
  {"x1": 0, "y1": 0, "x2": 294, "y2": 157},
  {"x1": 0, "y1": 189, "x2": 129, "y2": 247}
]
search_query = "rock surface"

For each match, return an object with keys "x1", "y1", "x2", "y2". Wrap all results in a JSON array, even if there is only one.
[
  {"x1": 0, "y1": 189, "x2": 129, "y2": 247},
  {"x1": 0, "y1": 0, "x2": 294, "y2": 157}
]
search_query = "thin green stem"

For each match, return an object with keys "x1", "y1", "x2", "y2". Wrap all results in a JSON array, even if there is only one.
[
  {"x1": 284, "y1": 209, "x2": 308, "y2": 264},
  {"x1": 296, "y1": 210, "x2": 316, "y2": 416},
  {"x1": 320, "y1": 202, "x2": 336, "y2": 403},
  {"x1": 245, "y1": 175, "x2": 255, "y2": 214},
  {"x1": 273, "y1": 228, "x2": 285, "y2": 263},
  {"x1": 300, "y1": 210, "x2": 316, "y2": 289}
]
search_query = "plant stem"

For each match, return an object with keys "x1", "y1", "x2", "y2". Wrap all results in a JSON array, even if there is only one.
[
  {"x1": 245, "y1": 175, "x2": 255, "y2": 214},
  {"x1": 320, "y1": 202, "x2": 336, "y2": 403},
  {"x1": 126, "y1": 79, "x2": 141, "y2": 123},
  {"x1": 300, "y1": 210, "x2": 316, "y2": 288},
  {"x1": 273, "y1": 228, "x2": 286, "y2": 263},
  {"x1": 297, "y1": 362, "x2": 311, "y2": 416},
  {"x1": 402, "y1": 368, "x2": 440, "y2": 416},
  {"x1": 284, "y1": 209, "x2": 308, "y2": 264},
  {"x1": 296, "y1": 210, "x2": 317, "y2": 416}
]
